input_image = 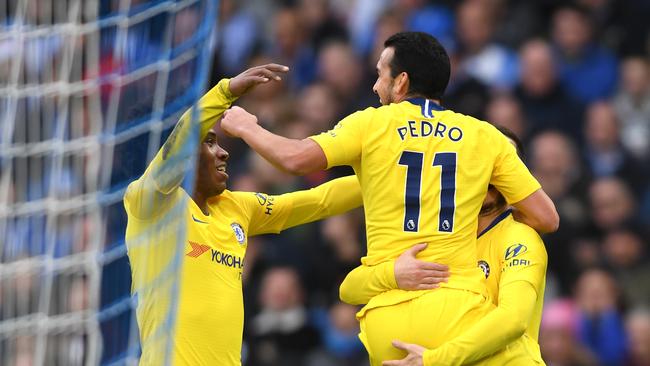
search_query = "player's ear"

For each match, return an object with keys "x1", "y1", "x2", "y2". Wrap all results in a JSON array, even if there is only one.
[{"x1": 394, "y1": 72, "x2": 410, "y2": 98}]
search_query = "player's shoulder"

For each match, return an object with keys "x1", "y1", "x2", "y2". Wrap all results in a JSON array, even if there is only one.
[
  {"x1": 438, "y1": 107, "x2": 489, "y2": 126},
  {"x1": 214, "y1": 189, "x2": 251, "y2": 205},
  {"x1": 501, "y1": 216, "x2": 547, "y2": 258}
]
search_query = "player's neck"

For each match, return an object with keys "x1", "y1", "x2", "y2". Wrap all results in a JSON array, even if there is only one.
[
  {"x1": 402, "y1": 93, "x2": 441, "y2": 105},
  {"x1": 191, "y1": 191, "x2": 210, "y2": 215},
  {"x1": 477, "y1": 207, "x2": 508, "y2": 235}
]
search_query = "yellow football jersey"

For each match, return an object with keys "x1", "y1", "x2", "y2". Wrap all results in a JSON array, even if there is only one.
[
  {"x1": 124, "y1": 77, "x2": 363, "y2": 365},
  {"x1": 476, "y1": 209, "x2": 547, "y2": 360},
  {"x1": 338, "y1": 209, "x2": 548, "y2": 366},
  {"x1": 125, "y1": 178, "x2": 362, "y2": 366},
  {"x1": 311, "y1": 98, "x2": 541, "y2": 305}
]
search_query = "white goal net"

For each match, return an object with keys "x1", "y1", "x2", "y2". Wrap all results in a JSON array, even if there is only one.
[{"x1": 1, "y1": 0, "x2": 217, "y2": 364}]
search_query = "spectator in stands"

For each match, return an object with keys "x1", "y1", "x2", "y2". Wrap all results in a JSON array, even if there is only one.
[
  {"x1": 514, "y1": 39, "x2": 583, "y2": 141},
  {"x1": 443, "y1": 52, "x2": 490, "y2": 120},
  {"x1": 625, "y1": 308, "x2": 650, "y2": 366},
  {"x1": 486, "y1": 94, "x2": 527, "y2": 140},
  {"x1": 582, "y1": 101, "x2": 647, "y2": 195},
  {"x1": 551, "y1": 4, "x2": 618, "y2": 104},
  {"x1": 602, "y1": 228, "x2": 650, "y2": 307},
  {"x1": 400, "y1": 0, "x2": 455, "y2": 52},
  {"x1": 574, "y1": 268, "x2": 628, "y2": 366},
  {"x1": 215, "y1": 0, "x2": 259, "y2": 76},
  {"x1": 613, "y1": 57, "x2": 650, "y2": 160},
  {"x1": 249, "y1": 267, "x2": 320, "y2": 366},
  {"x1": 269, "y1": 7, "x2": 317, "y2": 89},
  {"x1": 297, "y1": 0, "x2": 348, "y2": 53},
  {"x1": 540, "y1": 299, "x2": 598, "y2": 366},
  {"x1": 297, "y1": 82, "x2": 341, "y2": 134},
  {"x1": 529, "y1": 131, "x2": 590, "y2": 293},
  {"x1": 309, "y1": 302, "x2": 367, "y2": 366},
  {"x1": 589, "y1": 178, "x2": 637, "y2": 233},
  {"x1": 317, "y1": 41, "x2": 375, "y2": 114},
  {"x1": 455, "y1": 0, "x2": 519, "y2": 89}
]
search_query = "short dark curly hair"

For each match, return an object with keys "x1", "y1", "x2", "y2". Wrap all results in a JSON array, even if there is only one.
[{"x1": 384, "y1": 32, "x2": 451, "y2": 100}]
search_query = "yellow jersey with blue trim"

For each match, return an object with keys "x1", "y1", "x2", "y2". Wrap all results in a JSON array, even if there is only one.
[
  {"x1": 123, "y1": 77, "x2": 363, "y2": 365},
  {"x1": 476, "y1": 209, "x2": 547, "y2": 361},
  {"x1": 310, "y1": 98, "x2": 541, "y2": 306},
  {"x1": 125, "y1": 178, "x2": 362, "y2": 366}
]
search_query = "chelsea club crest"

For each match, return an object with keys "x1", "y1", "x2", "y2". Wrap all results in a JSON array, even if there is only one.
[
  {"x1": 478, "y1": 260, "x2": 490, "y2": 279},
  {"x1": 231, "y1": 223, "x2": 246, "y2": 245}
]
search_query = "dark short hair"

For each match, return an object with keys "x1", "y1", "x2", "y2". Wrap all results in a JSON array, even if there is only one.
[{"x1": 384, "y1": 32, "x2": 450, "y2": 100}]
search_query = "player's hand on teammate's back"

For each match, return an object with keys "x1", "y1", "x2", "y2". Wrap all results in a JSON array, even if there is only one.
[
  {"x1": 222, "y1": 106, "x2": 259, "y2": 138},
  {"x1": 228, "y1": 63, "x2": 289, "y2": 97},
  {"x1": 383, "y1": 340, "x2": 426, "y2": 366},
  {"x1": 394, "y1": 243, "x2": 450, "y2": 291}
]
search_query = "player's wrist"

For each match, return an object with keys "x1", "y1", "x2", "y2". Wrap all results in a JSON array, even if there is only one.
[{"x1": 218, "y1": 78, "x2": 237, "y2": 101}]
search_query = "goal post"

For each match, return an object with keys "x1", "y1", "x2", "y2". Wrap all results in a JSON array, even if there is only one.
[{"x1": 0, "y1": 1, "x2": 218, "y2": 364}]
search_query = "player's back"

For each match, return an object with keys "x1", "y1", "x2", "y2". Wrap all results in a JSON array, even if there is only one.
[{"x1": 354, "y1": 98, "x2": 537, "y2": 293}]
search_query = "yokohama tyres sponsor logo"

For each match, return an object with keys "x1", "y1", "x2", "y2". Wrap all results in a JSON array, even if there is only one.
[{"x1": 186, "y1": 241, "x2": 210, "y2": 257}]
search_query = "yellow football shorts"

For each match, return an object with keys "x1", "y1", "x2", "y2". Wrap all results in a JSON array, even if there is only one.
[{"x1": 358, "y1": 288, "x2": 537, "y2": 365}]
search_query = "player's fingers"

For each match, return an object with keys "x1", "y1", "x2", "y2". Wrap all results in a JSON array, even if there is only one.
[
  {"x1": 382, "y1": 361, "x2": 402, "y2": 366},
  {"x1": 391, "y1": 340, "x2": 408, "y2": 350},
  {"x1": 416, "y1": 283, "x2": 439, "y2": 290},
  {"x1": 418, "y1": 261, "x2": 449, "y2": 271},
  {"x1": 256, "y1": 63, "x2": 290, "y2": 72},
  {"x1": 252, "y1": 67, "x2": 283, "y2": 81},
  {"x1": 421, "y1": 276, "x2": 447, "y2": 284},
  {"x1": 239, "y1": 75, "x2": 270, "y2": 86},
  {"x1": 417, "y1": 269, "x2": 449, "y2": 278},
  {"x1": 406, "y1": 243, "x2": 428, "y2": 256},
  {"x1": 416, "y1": 268, "x2": 448, "y2": 279}
]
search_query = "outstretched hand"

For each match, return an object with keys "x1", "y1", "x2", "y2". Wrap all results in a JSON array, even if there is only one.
[
  {"x1": 382, "y1": 340, "x2": 426, "y2": 366},
  {"x1": 228, "y1": 63, "x2": 289, "y2": 97},
  {"x1": 394, "y1": 243, "x2": 449, "y2": 290}
]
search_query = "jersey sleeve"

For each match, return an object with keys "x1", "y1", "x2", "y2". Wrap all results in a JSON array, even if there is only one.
[
  {"x1": 498, "y1": 226, "x2": 548, "y2": 296},
  {"x1": 244, "y1": 175, "x2": 363, "y2": 236},
  {"x1": 308, "y1": 108, "x2": 372, "y2": 168},
  {"x1": 423, "y1": 281, "x2": 538, "y2": 366},
  {"x1": 125, "y1": 78, "x2": 237, "y2": 220},
  {"x1": 489, "y1": 128, "x2": 541, "y2": 204},
  {"x1": 339, "y1": 261, "x2": 398, "y2": 305}
]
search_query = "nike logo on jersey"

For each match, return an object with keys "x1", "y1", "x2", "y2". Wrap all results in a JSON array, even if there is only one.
[{"x1": 192, "y1": 214, "x2": 209, "y2": 224}]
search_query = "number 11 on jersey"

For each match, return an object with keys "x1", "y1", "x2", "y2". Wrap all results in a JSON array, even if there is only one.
[{"x1": 398, "y1": 151, "x2": 457, "y2": 233}]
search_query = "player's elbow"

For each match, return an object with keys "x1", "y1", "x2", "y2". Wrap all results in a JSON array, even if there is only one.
[
  {"x1": 282, "y1": 139, "x2": 326, "y2": 175},
  {"x1": 283, "y1": 157, "x2": 313, "y2": 176},
  {"x1": 543, "y1": 210, "x2": 560, "y2": 233},
  {"x1": 510, "y1": 316, "x2": 528, "y2": 338},
  {"x1": 534, "y1": 206, "x2": 560, "y2": 233}
]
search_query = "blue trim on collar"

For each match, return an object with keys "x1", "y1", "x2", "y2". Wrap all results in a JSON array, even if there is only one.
[
  {"x1": 406, "y1": 98, "x2": 445, "y2": 118},
  {"x1": 192, "y1": 214, "x2": 209, "y2": 224},
  {"x1": 477, "y1": 208, "x2": 512, "y2": 238}
]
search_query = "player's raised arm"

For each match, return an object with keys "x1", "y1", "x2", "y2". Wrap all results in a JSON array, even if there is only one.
[
  {"x1": 221, "y1": 106, "x2": 369, "y2": 175},
  {"x1": 221, "y1": 106, "x2": 328, "y2": 175},
  {"x1": 124, "y1": 64, "x2": 288, "y2": 219}
]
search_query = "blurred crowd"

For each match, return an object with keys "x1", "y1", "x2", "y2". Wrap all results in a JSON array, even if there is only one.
[
  {"x1": 2, "y1": 0, "x2": 650, "y2": 365},
  {"x1": 209, "y1": 0, "x2": 650, "y2": 365}
]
